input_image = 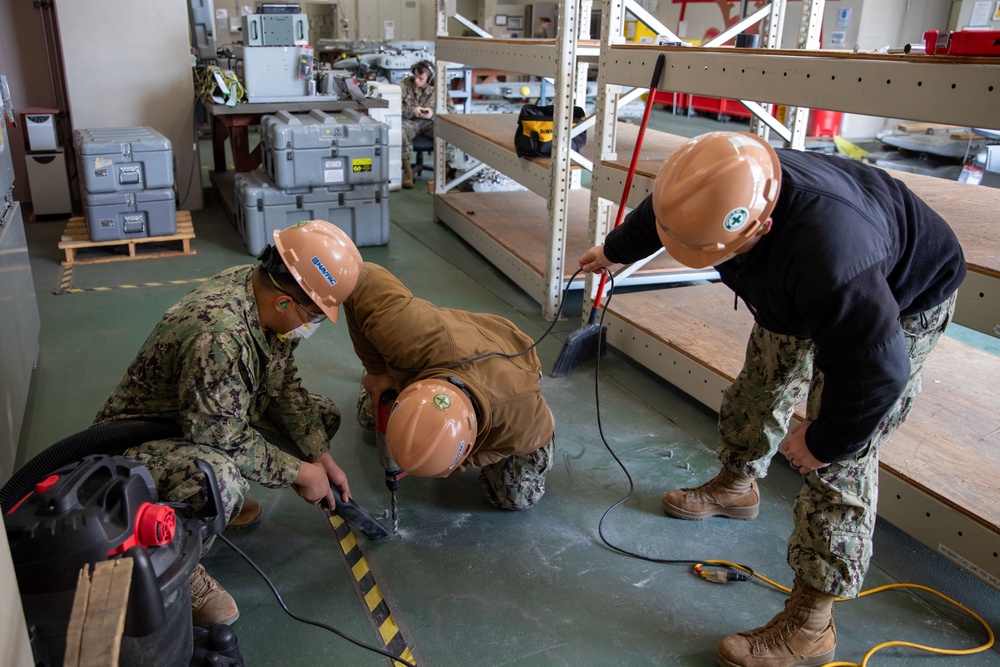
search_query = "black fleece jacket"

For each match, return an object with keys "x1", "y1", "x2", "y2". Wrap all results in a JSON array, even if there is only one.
[{"x1": 603, "y1": 149, "x2": 966, "y2": 463}]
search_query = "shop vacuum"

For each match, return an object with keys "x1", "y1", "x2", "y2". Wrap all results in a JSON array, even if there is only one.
[{"x1": 4, "y1": 453, "x2": 243, "y2": 666}]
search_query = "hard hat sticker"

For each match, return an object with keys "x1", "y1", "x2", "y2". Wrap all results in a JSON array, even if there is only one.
[
  {"x1": 447, "y1": 441, "x2": 466, "y2": 469},
  {"x1": 432, "y1": 393, "x2": 452, "y2": 410},
  {"x1": 723, "y1": 207, "x2": 751, "y2": 232},
  {"x1": 311, "y1": 256, "x2": 338, "y2": 286}
]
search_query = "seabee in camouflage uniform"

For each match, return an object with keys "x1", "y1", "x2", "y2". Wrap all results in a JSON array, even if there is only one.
[
  {"x1": 584, "y1": 133, "x2": 966, "y2": 667},
  {"x1": 95, "y1": 265, "x2": 346, "y2": 541},
  {"x1": 95, "y1": 221, "x2": 362, "y2": 630}
]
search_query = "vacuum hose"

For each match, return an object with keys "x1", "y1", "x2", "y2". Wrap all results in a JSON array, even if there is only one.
[
  {"x1": 1, "y1": 419, "x2": 182, "y2": 513},
  {"x1": 1, "y1": 419, "x2": 390, "y2": 540},
  {"x1": 0, "y1": 419, "x2": 311, "y2": 514}
]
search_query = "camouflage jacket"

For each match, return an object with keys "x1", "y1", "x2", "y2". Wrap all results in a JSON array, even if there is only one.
[
  {"x1": 95, "y1": 266, "x2": 332, "y2": 487},
  {"x1": 400, "y1": 75, "x2": 453, "y2": 120},
  {"x1": 343, "y1": 263, "x2": 554, "y2": 466}
]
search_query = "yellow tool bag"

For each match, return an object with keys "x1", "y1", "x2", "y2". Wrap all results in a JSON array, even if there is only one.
[{"x1": 514, "y1": 104, "x2": 587, "y2": 158}]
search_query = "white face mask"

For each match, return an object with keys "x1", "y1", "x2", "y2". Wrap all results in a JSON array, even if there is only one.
[{"x1": 278, "y1": 321, "x2": 322, "y2": 343}]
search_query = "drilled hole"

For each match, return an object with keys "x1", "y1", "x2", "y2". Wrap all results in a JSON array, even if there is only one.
[
  {"x1": 951, "y1": 83, "x2": 957, "y2": 89},
  {"x1": 918, "y1": 82, "x2": 923, "y2": 87}
]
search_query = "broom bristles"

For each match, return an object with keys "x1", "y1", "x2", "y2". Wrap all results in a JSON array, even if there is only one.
[{"x1": 550, "y1": 322, "x2": 607, "y2": 377}]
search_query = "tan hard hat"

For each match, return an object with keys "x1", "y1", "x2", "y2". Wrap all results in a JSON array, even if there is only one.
[
  {"x1": 653, "y1": 132, "x2": 781, "y2": 268},
  {"x1": 385, "y1": 378, "x2": 478, "y2": 478},
  {"x1": 273, "y1": 221, "x2": 363, "y2": 322}
]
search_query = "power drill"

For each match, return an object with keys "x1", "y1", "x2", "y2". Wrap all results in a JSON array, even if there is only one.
[{"x1": 375, "y1": 389, "x2": 403, "y2": 533}]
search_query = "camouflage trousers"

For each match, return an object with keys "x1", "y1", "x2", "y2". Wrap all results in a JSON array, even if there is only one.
[
  {"x1": 401, "y1": 118, "x2": 454, "y2": 167},
  {"x1": 479, "y1": 439, "x2": 554, "y2": 510},
  {"x1": 717, "y1": 293, "x2": 956, "y2": 598},
  {"x1": 125, "y1": 396, "x2": 341, "y2": 554},
  {"x1": 356, "y1": 385, "x2": 553, "y2": 510}
]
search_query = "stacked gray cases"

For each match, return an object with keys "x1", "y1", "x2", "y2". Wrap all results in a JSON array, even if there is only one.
[
  {"x1": 73, "y1": 126, "x2": 175, "y2": 241},
  {"x1": 235, "y1": 169, "x2": 389, "y2": 255},
  {"x1": 261, "y1": 109, "x2": 389, "y2": 189}
]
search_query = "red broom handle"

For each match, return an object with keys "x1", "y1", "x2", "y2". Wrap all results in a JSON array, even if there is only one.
[{"x1": 593, "y1": 53, "x2": 665, "y2": 311}]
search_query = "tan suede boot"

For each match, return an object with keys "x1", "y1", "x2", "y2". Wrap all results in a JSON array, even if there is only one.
[
  {"x1": 226, "y1": 497, "x2": 260, "y2": 530},
  {"x1": 190, "y1": 563, "x2": 239, "y2": 627},
  {"x1": 662, "y1": 467, "x2": 759, "y2": 520},
  {"x1": 402, "y1": 159, "x2": 414, "y2": 189},
  {"x1": 715, "y1": 577, "x2": 837, "y2": 667}
]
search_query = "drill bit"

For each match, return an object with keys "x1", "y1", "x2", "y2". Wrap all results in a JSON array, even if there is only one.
[{"x1": 390, "y1": 490, "x2": 399, "y2": 534}]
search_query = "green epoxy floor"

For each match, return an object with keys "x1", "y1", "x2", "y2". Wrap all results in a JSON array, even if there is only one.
[{"x1": 15, "y1": 116, "x2": 1000, "y2": 666}]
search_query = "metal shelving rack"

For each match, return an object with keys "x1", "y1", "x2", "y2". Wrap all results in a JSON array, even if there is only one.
[
  {"x1": 587, "y1": 3, "x2": 1000, "y2": 337},
  {"x1": 432, "y1": 1, "x2": 712, "y2": 319}
]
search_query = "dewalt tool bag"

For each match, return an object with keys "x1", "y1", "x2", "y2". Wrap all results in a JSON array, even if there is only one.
[{"x1": 514, "y1": 104, "x2": 587, "y2": 158}]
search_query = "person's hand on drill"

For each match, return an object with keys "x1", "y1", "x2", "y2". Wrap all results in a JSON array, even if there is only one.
[
  {"x1": 292, "y1": 452, "x2": 351, "y2": 509},
  {"x1": 363, "y1": 371, "x2": 399, "y2": 411}
]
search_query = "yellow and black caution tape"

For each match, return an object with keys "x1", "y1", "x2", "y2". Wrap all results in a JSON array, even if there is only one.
[
  {"x1": 329, "y1": 514, "x2": 416, "y2": 666},
  {"x1": 55, "y1": 267, "x2": 208, "y2": 295}
]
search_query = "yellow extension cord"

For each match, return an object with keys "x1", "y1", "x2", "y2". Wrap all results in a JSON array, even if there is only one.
[{"x1": 700, "y1": 560, "x2": 996, "y2": 667}]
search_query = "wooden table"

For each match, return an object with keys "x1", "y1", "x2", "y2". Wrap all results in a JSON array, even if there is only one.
[{"x1": 206, "y1": 98, "x2": 388, "y2": 173}]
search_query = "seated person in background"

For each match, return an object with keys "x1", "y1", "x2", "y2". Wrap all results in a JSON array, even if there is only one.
[
  {"x1": 345, "y1": 262, "x2": 554, "y2": 510},
  {"x1": 400, "y1": 59, "x2": 454, "y2": 189},
  {"x1": 94, "y1": 220, "x2": 364, "y2": 628}
]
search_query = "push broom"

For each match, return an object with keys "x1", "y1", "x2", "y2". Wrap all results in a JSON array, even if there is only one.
[{"x1": 551, "y1": 53, "x2": 665, "y2": 377}]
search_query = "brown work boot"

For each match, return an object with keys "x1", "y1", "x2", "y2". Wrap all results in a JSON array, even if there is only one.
[
  {"x1": 402, "y1": 160, "x2": 414, "y2": 189},
  {"x1": 662, "y1": 467, "x2": 759, "y2": 520},
  {"x1": 226, "y1": 497, "x2": 261, "y2": 530},
  {"x1": 190, "y1": 563, "x2": 239, "y2": 627},
  {"x1": 715, "y1": 576, "x2": 837, "y2": 667}
]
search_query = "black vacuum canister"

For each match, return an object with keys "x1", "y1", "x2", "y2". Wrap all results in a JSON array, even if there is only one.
[{"x1": 5, "y1": 454, "x2": 205, "y2": 667}]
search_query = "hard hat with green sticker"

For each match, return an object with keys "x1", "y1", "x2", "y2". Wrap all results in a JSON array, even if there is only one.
[{"x1": 723, "y1": 207, "x2": 751, "y2": 232}]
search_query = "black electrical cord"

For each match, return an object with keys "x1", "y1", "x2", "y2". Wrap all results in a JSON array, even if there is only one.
[
  {"x1": 217, "y1": 533, "x2": 416, "y2": 667},
  {"x1": 590, "y1": 272, "x2": 756, "y2": 581}
]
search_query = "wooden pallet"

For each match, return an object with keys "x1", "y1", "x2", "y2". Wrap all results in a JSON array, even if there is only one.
[{"x1": 59, "y1": 211, "x2": 196, "y2": 266}]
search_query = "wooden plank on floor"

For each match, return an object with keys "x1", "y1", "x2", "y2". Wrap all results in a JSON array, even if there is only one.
[
  {"x1": 63, "y1": 558, "x2": 133, "y2": 667},
  {"x1": 607, "y1": 282, "x2": 1000, "y2": 534}
]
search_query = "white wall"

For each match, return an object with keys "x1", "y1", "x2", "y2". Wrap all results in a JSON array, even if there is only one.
[{"x1": 55, "y1": 1, "x2": 204, "y2": 211}]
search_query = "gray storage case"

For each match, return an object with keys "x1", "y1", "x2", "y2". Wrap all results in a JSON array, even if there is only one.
[
  {"x1": 84, "y1": 188, "x2": 177, "y2": 242},
  {"x1": 74, "y1": 126, "x2": 174, "y2": 193},
  {"x1": 235, "y1": 169, "x2": 389, "y2": 255},
  {"x1": 261, "y1": 109, "x2": 389, "y2": 189}
]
